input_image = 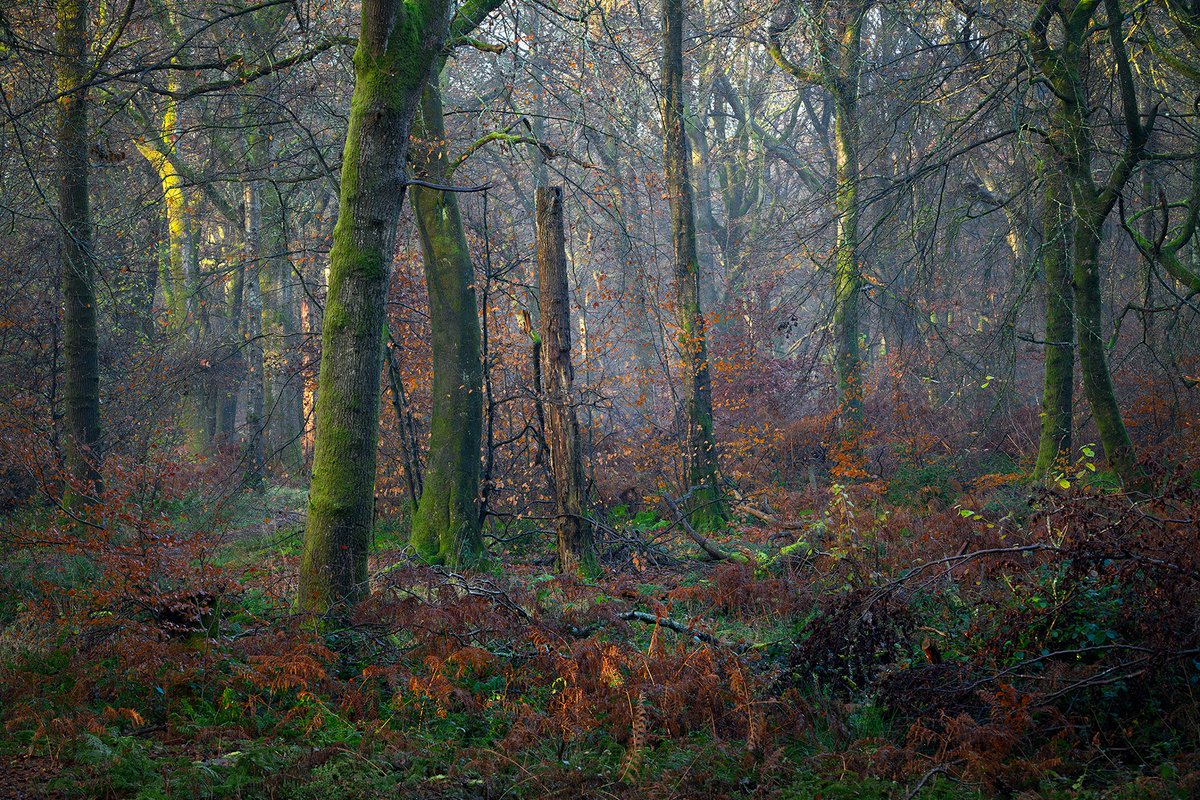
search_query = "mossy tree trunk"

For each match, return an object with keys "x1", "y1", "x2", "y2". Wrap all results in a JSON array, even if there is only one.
[
  {"x1": 1033, "y1": 152, "x2": 1075, "y2": 481},
  {"x1": 831, "y1": 87, "x2": 863, "y2": 432},
  {"x1": 767, "y1": 0, "x2": 869, "y2": 439},
  {"x1": 662, "y1": 0, "x2": 725, "y2": 527},
  {"x1": 57, "y1": 0, "x2": 102, "y2": 493},
  {"x1": 535, "y1": 186, "x2": 598, "y2": 578},
  {"x1": 408, "y1": 79, "x2": 485, "y2": 567},
  {"x1": 1073, "y1": 207, "x2": 1139, "y2": 481},
  {"x1": 1029, "y1": 0, "x2": 1149, "y2": 487},
  {"x1": 297, "y1": 0, "x2": 452, "y2": 616}
]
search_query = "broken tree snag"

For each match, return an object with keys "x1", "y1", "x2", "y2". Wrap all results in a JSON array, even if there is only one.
[{"x1": 536, "y1": 186, "x2": 598, "y2": 578}]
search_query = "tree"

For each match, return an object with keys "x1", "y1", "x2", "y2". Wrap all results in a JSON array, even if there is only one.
[
  {"x1": 768, "y1": 0, "x2": 871, "y2": 436},
  {"x1": 408, "y1": 0, "x2": 506, "y2": 566},
  {"x1": 407, "y1": 79, "x2": 486, "y2": 567},
  {"x1": 535, "y1": 185, "x2": 598, "y2": 577},
  {"x1": 57, "y1": 0, "x2": 102, "y2": 494},
  {"x1": 1032, "y1": 152, "x2": 1075, "y2": 481},
  {"x1": 1028, "y1": 0, "x2": 1151, "y2": 486},
  {"x1": 297, "y1": 0, "x2": 454, "y2": 615},
  {"x1": 662, "y1": 0, "x2": 725, "y2": 526}
]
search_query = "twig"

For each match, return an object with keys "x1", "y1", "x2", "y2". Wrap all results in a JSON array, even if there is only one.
[{"x1": 903, "y1": 765, "x2": 948, "y2": 800}]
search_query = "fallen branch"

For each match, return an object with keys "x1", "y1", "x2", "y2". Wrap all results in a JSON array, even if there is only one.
[
  {"x1": 733, "y1": 502, "x2": 806, "y2": 531},
  {"x1": 617, "y1": 610, "x2": 730, "y2": 647},
  {"x1": 663, "y1": 494, "x2": 747, "y2": 562}
]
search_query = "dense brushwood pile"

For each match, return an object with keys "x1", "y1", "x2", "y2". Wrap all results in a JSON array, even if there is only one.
[{"x1": 1, "y1": 430, "x2": 1199, "y2": 799}]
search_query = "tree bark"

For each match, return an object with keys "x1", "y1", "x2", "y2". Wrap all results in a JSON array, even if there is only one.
[
  {"x1": 297, "y1": 0, "x2": 451, "y2": 615},
  {"x1": 535, "y1": 186, "x2": 598, "y2": 578},
  {"x1": 662, "y1": 0, "x2": 725, "y2": 527},
  {"x1": 408, "y1": 79, "x2": 485, "y2": 567},
  {"x1": 57, "y1": 0, "x2": 102, "y2": 493}
]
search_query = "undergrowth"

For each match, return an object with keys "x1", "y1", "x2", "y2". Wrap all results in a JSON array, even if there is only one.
[{"x1": 1, "y1": 452, "x2": 1198, "y2": 799}]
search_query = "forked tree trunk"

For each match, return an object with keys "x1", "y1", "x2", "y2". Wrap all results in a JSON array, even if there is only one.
[
  {"x1": 535, "y1": 186, "x2": 598, "y2": 578},
  {"x1": 662, "y1": 0, "x2": 725, "y2": 527},
  {"x1": 297, "y1": 0, "x2": 451, "y2": 615},
  {"x1": 1028, "y1": 0, "x2": 1147, "y2": 487},
  {"x1": 57, "y1": 0, "x2": 102, "y2": 493}
]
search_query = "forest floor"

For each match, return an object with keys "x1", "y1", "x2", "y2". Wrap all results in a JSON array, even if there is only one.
[{"x1": 1, "y1": 463, "x2": 1199, "y2": 799}]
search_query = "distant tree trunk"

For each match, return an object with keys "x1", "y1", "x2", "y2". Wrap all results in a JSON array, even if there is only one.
[
  {"x1": 216, "y1": 258, "x2": 245, "y2": 441},
  {"x1": 535, "y1": 186, "x2": 598, "y2": 577},
  {"x1": 271, "y1": 193, "x2": 305, "y2": 475},
  {"x1": 242, "y1": 180, "x2": 266, "y2": 488},
  {"x1": 297, "y1": 0, "x2": 451, "y2": 616},
  {"x1": 1033, "y1": 154, "x2": 1074, "y2": 481},
  {"x1": 385, "y1": 329, "x2": 423, "y2": 512},
  {"x1": 662, "y1": 0, "x2": 725, "y2": 527},
  {"x1": 766, "y1": 0, "x2": 868, "y2": 440},
  {"x1": 135, "y1": 78, "x2": 209, "y2": 453},
  {"x1": 408, "y1": 79, "x2": 485, "y2": 567},
  {"x1": 57, "y1": 0, "x2": 102, "y2": 492}
]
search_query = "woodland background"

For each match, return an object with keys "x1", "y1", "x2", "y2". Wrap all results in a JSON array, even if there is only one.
[{"x1": 1, "y1": 0, "x2": 1199, "y2": 797}]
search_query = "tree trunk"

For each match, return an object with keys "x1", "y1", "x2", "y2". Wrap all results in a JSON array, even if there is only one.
[
  {"x1": 1073, "y1": 209, "x2": 1138, "y2": 482},
  {"x1": 57, "y1": 0, "x2": 102, "y2": 493},
  {"x1": 535, "y1": 186, "x2": 598, "y2": 578},
  {"x1": 408, "y1": 80, "x2": 485, "y2": 567},
  {"x1": 662, "y1": 0, "x2": 725, "y2": 527},
  {"x1": 272, "y1": 197, "x2": 306, "y2": 475},
  {"x1": 832, "y1": 91, "x2": 864, "y2": 432},
  {"x1": 385, "y1": 330, "x2": 423, "y2": 512},
  {"x1": 1033, "y1": 156, "x2": 1074, "y2": 481},
  {"x1": 1028, "y1": 0, "x2": 1146, "y2": 488},
  {"x1": 135, "y1": 84, "x2": 209, "y2": 453},
  {"x1": 297, "y1": 0, "x2": 450, "y2": 615},
  {"x1": 216, "y1": 257, "x2": 245, "y2": 442},
  {"x1": 242, "y1": 180, "x2": 266, "y2": 488}
]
